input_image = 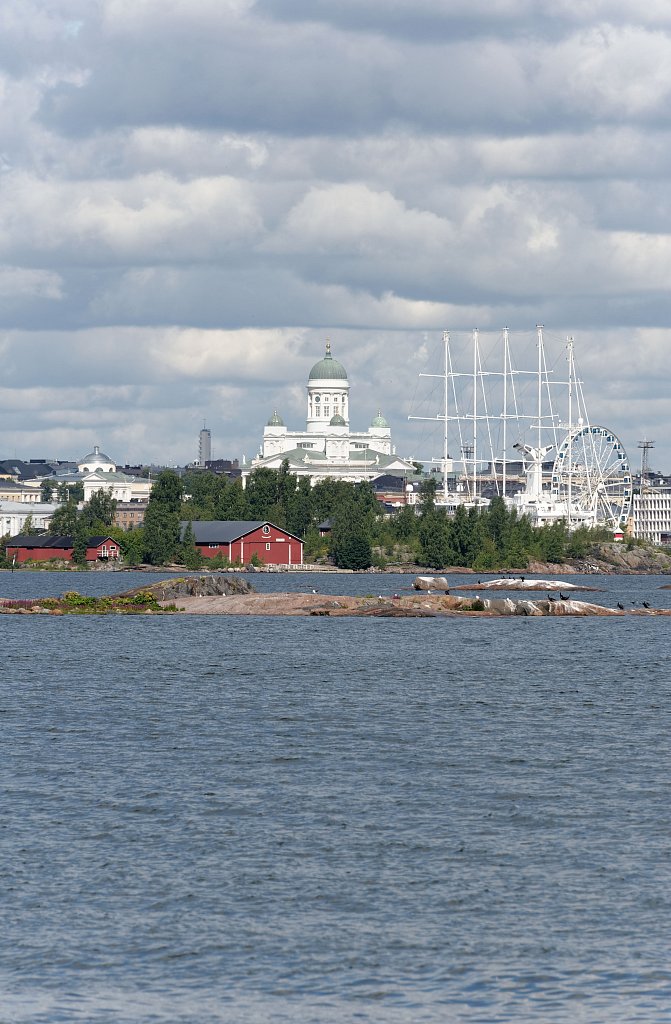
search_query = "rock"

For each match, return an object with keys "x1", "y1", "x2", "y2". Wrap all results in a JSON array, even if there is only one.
[
  {"x1": 118, "y1": 575, "x2": 256, "y2": 601},
  {"x1": 412, "y1": 576, "x2": 449, "y2": 592}
]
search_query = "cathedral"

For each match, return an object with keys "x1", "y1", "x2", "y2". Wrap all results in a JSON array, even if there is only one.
[{"x1": 245, "y1": 342, "x2": 415, "y2": 484}]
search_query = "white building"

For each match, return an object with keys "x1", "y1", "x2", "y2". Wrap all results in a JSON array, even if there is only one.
[
  {"x1": 24, "y1": 446, "x2": 153, "y2": 503},
  {"x1": 0, "y1": 502, "x2": 59, "y2": 537},
  {"x1": 246, "y1": 342, "x2": 415, "y2": 484},
  {"x1": 632, "y1": 489, "x2": 671, "y2": 544}
]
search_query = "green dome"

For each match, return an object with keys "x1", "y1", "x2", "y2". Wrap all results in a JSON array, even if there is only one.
[
  {"x1": 308, "y1": 341, "x2": 348, "y2": 381},
  {"x1": 267, "y1": 410, "x2": 285, "y2": 426},
  {"x1": 370, "y1": 410, "x2": 389, "y2": 428},
  {"x1": 330, "y1": 413, "x2": 346, "y2": 426}
]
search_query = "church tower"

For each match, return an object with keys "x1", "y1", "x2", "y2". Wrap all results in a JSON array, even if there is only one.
[{"x1": 306, "y1": 341, "x2": 350, "y2": 434}]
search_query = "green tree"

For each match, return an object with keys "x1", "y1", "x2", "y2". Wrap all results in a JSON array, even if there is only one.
[
  {"x1": 245, "y1": 467, "x2": 280, "y2": 519},
  {"x1": 180, "y1": 521, "x2": 203, "y2": 569},
  {"x1": 21, "y1": 514, "x2": 40, "y2": 536},
  {"x1": 418, "y1": 476, "x2": 438, "y2": 513},
  {"x1": 49, "y1": 501, "x2": 79, "y2": 535},
  {"x1": 40, "y1": 479, "x2": 55, "y2": 503},
  {"x1": 72, "y1": 520, "x2": 89, "y2": 567},
  {"x1": 142, "y1": 470, "x2": 184, "y2": 565},
  {"x1": 80, "y1": 488, "x2": 117, "y2": 533},
  {"x1": 334, "y1": 532, "x2": 372, "y2": 570},
  {"x1": 329, "y1": 484, "x2": 375, "y2": 570},
  {"x1": 119, "y1": 527, "x2": 144, "y2": 566},
  {"x1": 215, "y1": 479, "x2": 251, "y2": 521},
  {"x1": 419, "y1": 508, "x2": 453, "y2": 568}
]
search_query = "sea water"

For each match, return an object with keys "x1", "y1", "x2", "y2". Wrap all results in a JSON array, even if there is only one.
[{"x1": 1, "y1": 572, "x2": 670, "y2": 1022}]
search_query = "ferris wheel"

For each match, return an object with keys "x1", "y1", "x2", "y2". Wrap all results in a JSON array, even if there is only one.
[{"x1": 551, "y1": 424, "x2": 633, "y2": 528}]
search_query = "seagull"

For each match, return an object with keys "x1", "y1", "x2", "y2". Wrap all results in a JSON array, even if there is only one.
[{"x1": 311, "y1": 588, "x2": 318, "y2": 594}]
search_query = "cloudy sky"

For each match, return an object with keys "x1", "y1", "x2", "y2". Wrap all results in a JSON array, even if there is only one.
[{"x1": 2, "y1": 0, "x2": 671, "y2": 471}]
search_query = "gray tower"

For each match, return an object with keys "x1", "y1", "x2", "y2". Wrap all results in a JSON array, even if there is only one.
[{"x1": 199, "y1": 427, "x2": 211, "y2": 467}]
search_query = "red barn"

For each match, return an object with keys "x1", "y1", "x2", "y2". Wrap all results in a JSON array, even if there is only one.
[
  {"x1": 6, "y1": 535, "x2": 120, "y2": 564},
  {"x1": 181, "y1": 521, "x2": 303, "y2": 566}
]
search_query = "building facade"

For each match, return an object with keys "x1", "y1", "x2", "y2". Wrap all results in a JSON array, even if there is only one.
[
  {"x1": 114, "y1": 501, "x2": 149, "y2": 531},
  {"x1": 245, "y1": 342, "x2": 414, "y2": 485},
  {"x1": 632, "y1": 489, "x2": 671, "y2": 544},
  {"x1": 0, "y1": 502, "x2": 59, "y2": 537},
  {"x1": 22, "y1": 446, "x2": 154, "y2": 503},
  {"x1": 6, "y1": 535, "x2": 121, "y2": 564},
  {"x1": 181, "y1": 520, "x2": 303, "y2": 566}
]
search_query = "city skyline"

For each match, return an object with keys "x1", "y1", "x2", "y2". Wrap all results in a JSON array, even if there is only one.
[{"x1": 2, "y1": 1, "x2": 671, "y2": 469}]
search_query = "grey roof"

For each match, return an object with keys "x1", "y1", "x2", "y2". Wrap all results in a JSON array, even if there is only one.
[
  {"x1": 308, "y1": 341, "x2": 348, "y2": 381},
  {"x1": 180, "y1": 520, "x2": 302, "y2": 543},
  {"x1": 0, "y1": 460, "x2": 56, "y2": 480},
  {"x1": 79, "y1": 446, "x2": 113, "y2": 464}
]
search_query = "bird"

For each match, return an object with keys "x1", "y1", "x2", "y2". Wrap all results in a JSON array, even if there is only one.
[
  {"x1": 617, "y1": 602, "x2": 624, "y2": 610},
  {"x1": 519, "y1": 575, "x2": 525, "y2": 582},
  {"x1": 547, "y1": 593, "x2": 557, "y2": 602},
  {"x1": 559, "y1": 592, "x2": 568, "y2": 601},
  {"x1": 643, "y1": 601, "x2": 650, "y2": 609},
  {"x1": 311, "y1": 588, "x2": 318, "y2": 594}
]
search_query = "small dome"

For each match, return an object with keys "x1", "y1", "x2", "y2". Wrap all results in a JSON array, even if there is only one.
[
  {"x1": 370, "y1": 410, "x2": 389, "y2": 428},
  {"x1": 80, "y1": 444, "x2": 113, "y2": 464},
  {"x1": 330, "y1": 413, "x2": 346, "y2": 426},
  {"x1": 308, "y1": 341, "x2": 348, "y2": 381},
  {"x1": 267, "y1": 410, "x2": 285, "y2": 426}
]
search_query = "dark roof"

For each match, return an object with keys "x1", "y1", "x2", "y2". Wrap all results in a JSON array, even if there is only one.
[
  {"x1": 0, "y1": 460, "x2": 56, "y2": 480},
  {"x1": 180, "y1": 520, "x2": 302, "y2": 544},
  {"x1": 7, "y1": 535, "x2": 116, "y2": 549},
  {"x1": 371, "y1": 474, "x2": 408, "y2": 492}
]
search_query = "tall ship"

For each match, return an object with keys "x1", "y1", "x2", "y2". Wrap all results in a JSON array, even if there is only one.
[{"x1": 410, "y1": 327, "x2": 632, "y2": 532}]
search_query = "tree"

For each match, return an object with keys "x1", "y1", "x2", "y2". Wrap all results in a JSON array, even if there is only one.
[
  {"x1": 215, "y1": 479, "x2": 250, "y2": 521},
  {"x1": 329, "y1": 485, "x2": 374, "y2": 570},
  {"x1": 180, "y1": 521, "x2": 203, "y2": 569},
  {"x1": 245, "y1": 467, "x2": 281, "y2": 519},
  {"x1": 72, "y1": 520, "x2": 89, "y2": 567},
  {"x1": 119, "y1": 527, "x2": 144, "y2": 566},
  {"x1": 40, "y1": 480, "x2": 54, "y2": 503},
  {"x1": 334, "y1": 532, "x2": 372, "y2": 570},
  {"x1": 419, "y1": 509, "x2": 453, "y2": 568},
  {"x1": 21, "y1": 514, "x2": 40, "y2": 536},
  {"x1": 418, "y1": 476, "x2": 438, "y2": 514},
  {"x1": 142, "y1": 470, "x2": 184, "y2": 565},
  {"x1": 49, "y1": 501, "x2": 79, "y2": 535},
  {"x1": 81, "y1": 488, "x2": 117, "y2": 530}
]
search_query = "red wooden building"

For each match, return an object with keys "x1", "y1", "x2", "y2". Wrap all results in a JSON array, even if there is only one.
[
  {"x1": 182, "y1": 521, "x2": 303, "y2": 566},
  {"x1": 6, "y1": 535, "x2": 120, "y2": 564}
]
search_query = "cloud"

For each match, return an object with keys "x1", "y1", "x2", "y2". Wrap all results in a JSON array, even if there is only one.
[{"x1": 0, "y1": 0, "x2": 670, "y2": 470}]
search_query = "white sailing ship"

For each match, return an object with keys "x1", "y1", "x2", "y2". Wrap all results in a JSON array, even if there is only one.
[{"x1": 410, "y1": 327, "x2": 632, "y2": 531}]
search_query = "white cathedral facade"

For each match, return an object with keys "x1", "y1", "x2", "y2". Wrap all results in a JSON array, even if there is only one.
[{"x1": 245, "y1": 342, "x2": 415, "y2": 485}]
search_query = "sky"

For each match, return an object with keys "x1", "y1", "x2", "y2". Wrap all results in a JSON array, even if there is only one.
[{"x1": 1, "y1": 0, "x2": 671, "y2": 471}]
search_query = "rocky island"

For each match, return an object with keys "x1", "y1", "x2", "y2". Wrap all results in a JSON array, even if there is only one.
[{"x1": 2, "y1": 576, "x2": 669, "y2": 617}]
